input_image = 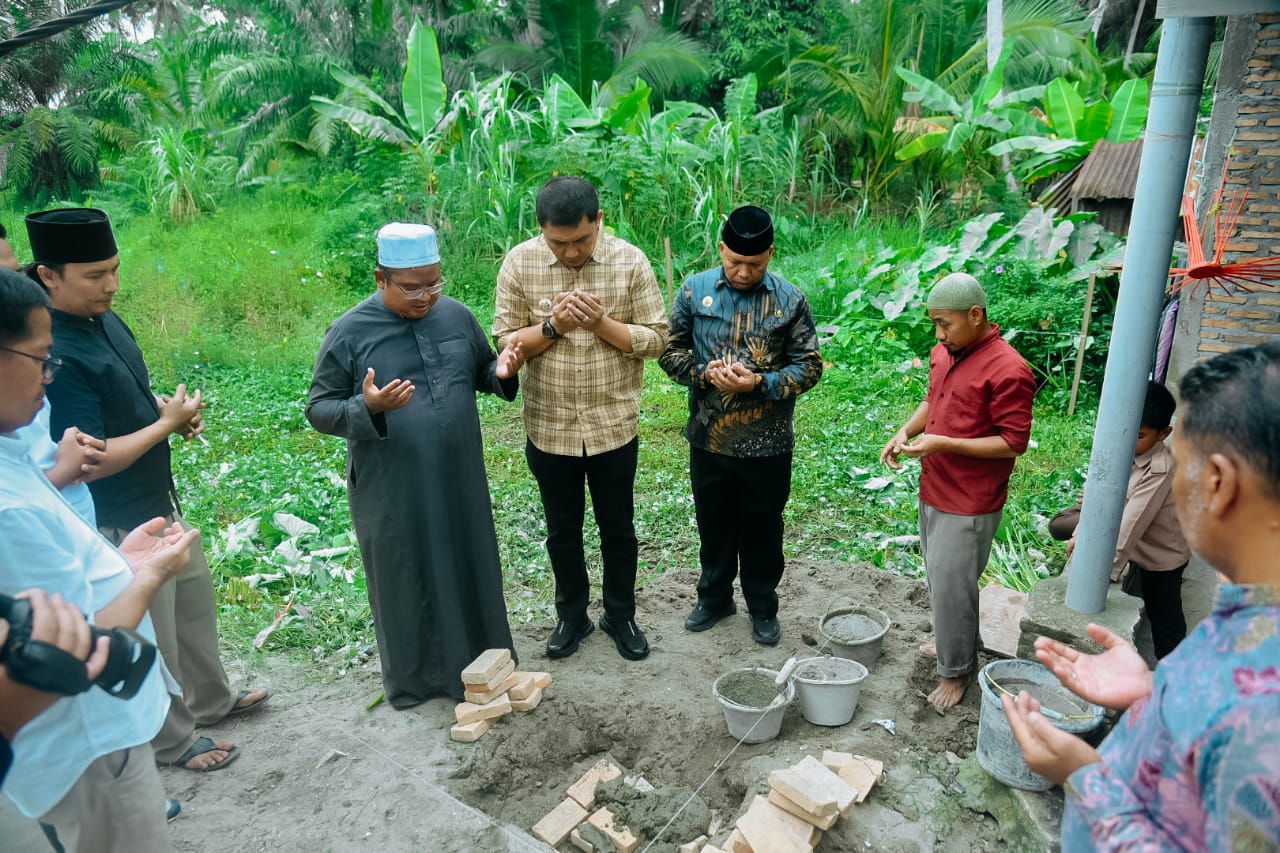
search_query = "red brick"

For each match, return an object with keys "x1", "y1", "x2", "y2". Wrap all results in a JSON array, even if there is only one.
[
  {"x1": 1226, "y1": 308, "x2": 1276, "y2": 319},
  {"x1": 1257, "y1": 27, "x2": 1280, "y2": 39},
  {"x1": 1249, "y1": 59, "x2": 1271, "y2": 68},
  {"x1": 1235, "y1": 215, "x2": 1266, "y2": 225},
  {"x1": 1237, "y1": 118, "x2": 1260, "y2": 127},
  {"x1": 1257, "y1": 296, "x2": 1280, "y2": 306},
  {"x1": 1201, "y1": 319, "x2": 1245, "y2": 329},
  {"x1": 1234, "y1": 131, "x2": 1277, "y2": 141},
  {"x1": 1199, "y1": 342, "x2": 1233, "y2": 353},
  {"x1": 1239, "y1": 104, "x2": 1276, "y2": 113},
  {"x1": 1202, "y1": 304, "x2": 1225, "y2": 314},
  {"x1": 1207, "y1": 293, "x2": 1250, "y2": 304},
  {"x1": 1245, "y1": 88, "x2": 1266, "y2": 96},
  {"x1": 1250, "y1": 323, "x2": 1280, "y2": 334},
  {"x1": 1225, "y1": 242, "x2": 1260, "y2": 252},
  {"x1": 1225, "y1": 334, "x2": 1270, "y2": 344}
]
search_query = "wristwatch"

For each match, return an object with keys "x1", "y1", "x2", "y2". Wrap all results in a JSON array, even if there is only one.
[{"x1": 542, "y1": 317, "x2": 561, "y2": 340}]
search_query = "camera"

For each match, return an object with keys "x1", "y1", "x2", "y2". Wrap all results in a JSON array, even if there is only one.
[{"x1": 0, "y1": 593, "x2": 157, "y2": 700}]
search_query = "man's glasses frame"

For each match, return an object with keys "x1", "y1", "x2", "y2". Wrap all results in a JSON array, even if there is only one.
[
  {"x1": 0, "y1": 345, "x2": 62, "y2": 380},
  {"x1": 380, "y1": 267, "x2": 445, "y2": 300}
]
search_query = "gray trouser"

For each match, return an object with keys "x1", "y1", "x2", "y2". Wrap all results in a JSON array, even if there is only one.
[
  {"x1": 39, "y1": 744, "x2": 170, "y2": 853},
  {"x1": 101, "y1": 513, "x2": 235, "y2": 764},
  {"x1": 919, "y1": 500, "x2": 1001, "y2": 678}
]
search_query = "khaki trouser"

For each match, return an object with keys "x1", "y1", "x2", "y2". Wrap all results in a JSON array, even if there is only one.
[
  {"x1": 919, "y1": 501, "x2": 1001, "y2": 678},
  {"x1": 100, "y1": 513, "x2": 234, "y2": 764},
  {"x1": 39, "y1": 744, "x2": 171, "y2": 853}
]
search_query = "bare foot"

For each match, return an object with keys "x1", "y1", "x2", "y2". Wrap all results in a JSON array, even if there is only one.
[
  {"x1": 927, "y1": 673, "x2": 973, "y2": 711},
  {"x1": 919, "y1": 641, "x2": 936, "y2": 657}
]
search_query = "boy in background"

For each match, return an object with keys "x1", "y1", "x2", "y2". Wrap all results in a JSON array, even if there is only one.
[{"x1": 1050, "y1": 381, "x2": 1190, "y2": 658}]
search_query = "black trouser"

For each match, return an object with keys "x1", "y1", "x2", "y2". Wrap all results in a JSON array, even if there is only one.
[
  {"x1": 1135, "y1": 561, "x2": 1187, "y2": 660},
  {"x1": 690, "y1": 446, "x2": 792, "y2": 619},
  {"x1": 526, "y1": 437, "x2": 639, "y2": 622}
]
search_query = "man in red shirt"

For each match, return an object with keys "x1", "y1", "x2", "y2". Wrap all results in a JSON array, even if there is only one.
[{"x1": 881, "y1": 273, "x2": 1035, "y2": 710}]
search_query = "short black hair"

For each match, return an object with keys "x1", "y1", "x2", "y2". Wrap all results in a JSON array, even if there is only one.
[
  {"x1": 0, "y1": 267, "x2": 51, "y2": 347},
  {"x1": 1179, "y1": 342, "x2": 1280, "y2": 499},
  {"x1": 535, "y1": 176, "x2": 599, "y2": 227},
  {"x1": 1141, "y1": 381, "x2": 1176, "y2": 431}
]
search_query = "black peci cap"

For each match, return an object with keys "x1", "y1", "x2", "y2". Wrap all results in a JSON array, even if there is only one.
[
  {"x1": 25, "y1": 208, "x2": 119, "y2": 266},
  {"x1": 721, "y1": 205, "x2": 774, "y2": 256}
]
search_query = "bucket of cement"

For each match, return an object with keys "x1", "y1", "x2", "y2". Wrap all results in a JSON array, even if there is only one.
[
  {"x1": 791, "y1": 656, "x2": 868, "y2": 726},
  {"x1": 819, "y1": 605, "x2": 890, "y2": 670},
  {"x1": 712, "y1": 667, "x2": 793, "y2": 744},
  {"x1": 977, "y1": 659, "x2": 1105, "y2": 791}
]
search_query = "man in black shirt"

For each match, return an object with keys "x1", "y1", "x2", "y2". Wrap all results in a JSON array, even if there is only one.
[{"x1": 28, "y1": 208, "x2": 269, "y2": 771}]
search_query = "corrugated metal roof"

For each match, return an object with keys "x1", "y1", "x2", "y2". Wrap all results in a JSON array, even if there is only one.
[{"x1": 1075, "y1": 139, "x2": 1145, "y2": 200}]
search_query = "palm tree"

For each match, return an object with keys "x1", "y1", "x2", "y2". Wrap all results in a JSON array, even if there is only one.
[{"x1": 475, "y1": 0, "x2": 711, "y2": 103}]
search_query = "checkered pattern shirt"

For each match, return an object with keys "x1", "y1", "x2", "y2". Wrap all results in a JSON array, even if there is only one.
[{"x1": 493, "y1": 230, "x2": 667, "y2": 456}]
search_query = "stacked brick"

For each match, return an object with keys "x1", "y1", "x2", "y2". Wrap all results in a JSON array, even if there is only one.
[
  {"x1": 1195, "y1": 12, "x2": 1280, "y2": 357},
  {"x1": 449, "y1": 649, "x2": 551, "y2": 742}
]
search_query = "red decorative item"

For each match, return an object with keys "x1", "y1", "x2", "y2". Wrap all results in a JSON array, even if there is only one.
[{"x1": 1169, "y1": 161, "x2": 1280, "y2": 296}]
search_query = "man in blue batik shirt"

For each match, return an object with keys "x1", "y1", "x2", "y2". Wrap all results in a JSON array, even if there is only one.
[
  {"x1": 660, "y1": 206, "x2": 823, "y2": 647},
  {"x1": 1004, "y1": 342, "x2": 1280, "y2": 851}
]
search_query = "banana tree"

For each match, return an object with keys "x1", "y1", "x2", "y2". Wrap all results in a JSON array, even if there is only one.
[
  {"x1": 893, "y1": 44, "x2": 1044, "y2": 192},
  {"x1": 310, "y1": 18, "x2": 446, "y2": 162},
  {"x1": 987, "y1": 76, "x2": 1149, "y2": 183}
]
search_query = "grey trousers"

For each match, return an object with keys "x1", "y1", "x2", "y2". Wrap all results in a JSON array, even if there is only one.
[
  {"x1": 40, "y1": 744, "x2": 170, "y2": 853},
  {"x1": 919, "y1": 500, "x2": 1001, "y2": 678},
  {"x1": 101, "y1": 513, "x2": 235, "y2": 764}
]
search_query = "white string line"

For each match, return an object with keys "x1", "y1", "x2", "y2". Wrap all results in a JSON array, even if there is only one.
[{"x1": 340, "y1": 728, "x2": 547, "y2": 852}]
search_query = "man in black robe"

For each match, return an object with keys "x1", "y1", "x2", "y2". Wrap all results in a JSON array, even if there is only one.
[{"x1": 307, "y1": 223, "x2": 523, "y2": 708}]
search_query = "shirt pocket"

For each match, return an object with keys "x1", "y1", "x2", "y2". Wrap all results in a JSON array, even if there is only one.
[{"x1": 438, "y1": 338, "x2": 474, "y2": 387}]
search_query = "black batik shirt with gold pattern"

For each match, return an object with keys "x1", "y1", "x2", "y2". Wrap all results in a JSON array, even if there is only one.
[{"x1": 660, "y1": 267, "x2": 823, "y2": 458}]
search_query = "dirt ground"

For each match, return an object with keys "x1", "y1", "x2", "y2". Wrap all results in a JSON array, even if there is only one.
[{"x1": 3, "y1": 560, "x2": 1037, "y2": 852}]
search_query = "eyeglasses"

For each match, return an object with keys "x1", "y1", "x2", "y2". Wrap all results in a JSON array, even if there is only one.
[
  {"x1": 382, "y1": 269, "x2": 445, "y2": 300},
  {"x1": 0, "y1": 345, "x2": 62, "y2": 380}
]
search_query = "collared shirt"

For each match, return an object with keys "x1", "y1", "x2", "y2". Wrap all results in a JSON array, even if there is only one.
[
  {"x1": 1062, "y1": 583, "x2": 1280, "y2": 851},
  {"x1": 919, "y1": 327, "x2": 1035, "y2": 516},
  {"x1": 493, "y1": 230, "x2": 667, "y2": 457},
  {"x1": 660, "y1": 267, "x2": 823, "y2": 457},
  {"x1": 14, "y1": 399, "x2": 97, "y2": 525},
  {"x1": 0, "y1": 432, "x2": 170, "y2": 819},
  {"x1": 46, "y1": 309, "x2": 174, "y2": 529},
  {"x1": 1112, "y1": 441, "x2": 1190, "y2": 577}
]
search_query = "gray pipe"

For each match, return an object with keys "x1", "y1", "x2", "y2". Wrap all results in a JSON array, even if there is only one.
[{"x1": 1065, "y1": 15, "x2": 1214, "y2": 613}]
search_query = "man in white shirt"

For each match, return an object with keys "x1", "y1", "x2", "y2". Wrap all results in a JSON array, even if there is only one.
[{"x1": 0, "y1": 267, "x2": 198, "y2": 851}]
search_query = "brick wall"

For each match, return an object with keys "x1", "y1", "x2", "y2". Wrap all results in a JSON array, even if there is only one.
[{"x1": 1170, "y1": 13, "x2": 1280, "y2": 380}]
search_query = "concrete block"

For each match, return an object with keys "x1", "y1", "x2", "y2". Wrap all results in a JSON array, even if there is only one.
[
  {"x1": 586, "y1": 807, "x2": 638, "y2": 853},
  {"x1": 1018, "y1": 574, "x2": 1141, "y2": 661},
  {"x1": 449, "y1": 719, "x2": 492, "y2": 742},
  {"x1": 463, "y1": 672, "x2": 520, "y2": 705},
  {"x1": 767, "y1": 789, "x2": 837, "y2": 830},
  {"x1": 979, "y1": 583, "x2": 1029, "y2": 658},
  {"x1": 567, "y1": 759, "x2": 624, "y2": 809},
  {"x1": 723, "y1": 828, "x2": 753, "y2": 853},
  {"x1": 510, "y1": 686, "x2": 543, "y2": 712},
  {"x1": 530, "y1": 671, "x2": 553, "y2": 690},
  {"x1": 507, "y1": 672, "x2": 539, "y2": 701},
  {"x1": 678, "y1": 834, "x2": 709, "y2": 852},
  {"x1": 454, "y1": 693, "x2": 512, "y2": 726},
  {"x1": 736, "y1": 795, "x2": 817, "y2": 853},
  {"x1": 820, "y1": 751, "x2": 853, "y2": 773},
  {"x1": 837, "y1": 756, "x2": 884, "y2": 804},
  {"x1": 461, "y1": 648, "x2": 512, "y2": 686},
  {"x1": 767, "y1": 755, "x2": 855, "y2": 820},
  {"x1": 463, "y1": 658, "x2": 516, "y2": 693},
  {"x1": 532, "y1": 798, "x2": 589, "y2": 848},
  {"x1": 569, "y1": 827, "x2": 595, "y2": 852}
]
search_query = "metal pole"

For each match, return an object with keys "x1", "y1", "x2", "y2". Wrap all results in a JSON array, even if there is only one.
[{"x1": 1065, "y1": 16, "x2": 1213, "y2": 613}]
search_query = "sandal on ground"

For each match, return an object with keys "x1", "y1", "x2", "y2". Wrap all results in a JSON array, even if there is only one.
[
  {"x1": 227, "y1": 687, "x2": 271, "y2": 716},
  {"x1": 172, "y1": 736, "x2": 239, "y2": 772}
]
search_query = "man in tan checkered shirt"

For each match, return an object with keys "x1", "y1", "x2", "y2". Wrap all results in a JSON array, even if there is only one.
[{"x1": 493, "y1": 177, "x2": 667, "y2": 662}]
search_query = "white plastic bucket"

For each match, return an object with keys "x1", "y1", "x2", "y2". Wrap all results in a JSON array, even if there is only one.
[{"x1": 792, "y1": 656, "x2": 869, "y2": 726}]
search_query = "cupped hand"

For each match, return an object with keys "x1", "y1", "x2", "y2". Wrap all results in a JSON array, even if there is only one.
[
  {"x1": 362, "y1": 368, "x2": 414, "y2": 414},
  {"x1": 118, "y1": 517, "x2": 201, "y2": 581},
  {"x1": 159, "y1": 385, "x2": 204, "y2": 435},
  {"x1": 1001, "y1": 691, "x2": 1102, "y2": 786},
  {"x1": 900, "y1": 433, "x2": 950, "y2": 459},
  {"x1": 880, "y1": 428, "x2": 909, "y2": 469},
  {"x1": 496, "y1": 339, "x2": 524, "y2": 379},
  {"x1": 549, "y1": 291, "x2": 582, "y2": 334},
  {"x1": 1033, "y1": 623, "x2": 1153, "y2": 711}
]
